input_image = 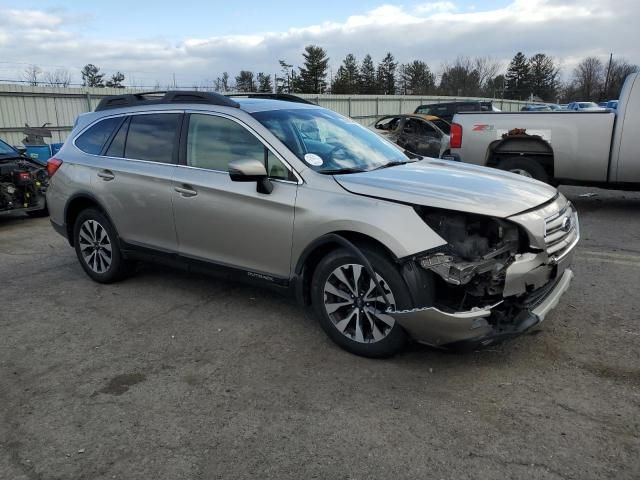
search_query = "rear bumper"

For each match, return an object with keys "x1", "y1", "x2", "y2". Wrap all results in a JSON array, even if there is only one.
[{"x1": 389, "y1": 268, "x2": 574, "y2": 349}]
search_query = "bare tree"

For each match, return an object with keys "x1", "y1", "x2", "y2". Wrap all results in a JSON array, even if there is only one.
[
  {"x1": 23, "y1": 65, "x2": 43, "y2": 86},
  {"x1": 572, "y1": 57, "x2": 604, "y2": 101},
  {"x1": 43, "y1": 69, "x2": 72, "y2": 87},
  {"x1": 474, "y1": 57, "x2": 501, "y2": 92}
]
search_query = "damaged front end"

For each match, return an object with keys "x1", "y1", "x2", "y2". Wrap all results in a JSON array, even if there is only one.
[{"x1": 388, "y1": 201, "x2": 577, "y2": 348}]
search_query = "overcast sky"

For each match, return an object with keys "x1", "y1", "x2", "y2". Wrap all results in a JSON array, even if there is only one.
[{"x1": 0, "y1": 0, "x2": 637, "y2": 87}]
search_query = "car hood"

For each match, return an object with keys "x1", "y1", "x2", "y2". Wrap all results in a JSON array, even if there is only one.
[{"x1": 334, "y1": 158, "x2": 557, "y2": 218}]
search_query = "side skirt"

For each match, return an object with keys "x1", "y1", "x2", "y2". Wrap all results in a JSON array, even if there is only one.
[{"x1": 119, "y1": 240, "x2": 292, "y2": 292}]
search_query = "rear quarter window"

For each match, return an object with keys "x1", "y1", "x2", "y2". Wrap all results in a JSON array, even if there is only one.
[{"x1": 75, "y1": 117, "x2": 122, "y2": 155}]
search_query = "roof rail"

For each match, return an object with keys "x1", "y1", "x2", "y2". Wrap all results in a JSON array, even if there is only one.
[
  {"x1": 94, "y1": 90, "x2": 240, "y2": 112},
  {"x1": 227, "y1": 93, "x2": 316, "y2": 105}
]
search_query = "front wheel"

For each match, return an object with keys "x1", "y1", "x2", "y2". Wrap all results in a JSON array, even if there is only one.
[{"x1": 310, "y1": 248, "x2": 411, "y2": 358}]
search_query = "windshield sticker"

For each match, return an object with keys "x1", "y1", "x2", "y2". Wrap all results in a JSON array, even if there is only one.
[{"x1": 305, "y1": 153, "x2": 324, "y2": 166}]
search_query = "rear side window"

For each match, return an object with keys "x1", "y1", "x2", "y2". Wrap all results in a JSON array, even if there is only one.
[
  {"x1": 104, "y1": 117, "x2": 130, "y2": 158},
  {"x1": 124, "y1": 113, "x2": 181, "y2": 163},
  {"x1": 75, "y1": 117, "x2": 121, "y2": 154}
]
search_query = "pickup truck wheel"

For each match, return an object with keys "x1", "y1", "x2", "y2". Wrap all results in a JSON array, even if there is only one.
[
  {"x1": 311, "y1": 247, "x2": 410, "y2": 358},
  {"x1": 73, "y1": 209, "x2": 133, "y2": 283},
  {"x1": 498, "y1": 157, "x2": 549, "y2": 183}
]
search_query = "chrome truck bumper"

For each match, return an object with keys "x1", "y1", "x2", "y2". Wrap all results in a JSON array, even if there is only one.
[{"x1": 388, "y1": 268, "x2": 574, "y2": 349}]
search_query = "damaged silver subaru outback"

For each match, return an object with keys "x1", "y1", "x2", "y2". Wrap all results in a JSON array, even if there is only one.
[{"x1": 46, "y1": 91, "x2": 578, "y2": 357}]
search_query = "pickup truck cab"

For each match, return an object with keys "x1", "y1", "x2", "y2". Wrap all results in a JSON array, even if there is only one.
[{"x1": 449, "y1": 73, "x2": 640, "y2": 189}]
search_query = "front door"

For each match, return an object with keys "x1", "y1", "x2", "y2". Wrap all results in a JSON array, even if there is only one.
[{"x1": 172, "y1": 113, "x2": 298, "y2": 279}]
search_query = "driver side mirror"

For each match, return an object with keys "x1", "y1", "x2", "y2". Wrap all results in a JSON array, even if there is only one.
[{"x1": 228, "y1": 158, "x2": 273, "y2": 194}]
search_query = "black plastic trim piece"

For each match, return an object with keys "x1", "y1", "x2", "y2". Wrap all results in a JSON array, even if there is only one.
[
  {"x1": 95, "y1": 91, "x2": 240, "y2": 112},
  {"x1": 119, "y1": 239, "x2": 290, "y2": 289}
]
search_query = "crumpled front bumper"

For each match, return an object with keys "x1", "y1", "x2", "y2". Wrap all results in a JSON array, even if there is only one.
[{"x1": 388, "y1": 268, "x2": 574, "y2": 349}]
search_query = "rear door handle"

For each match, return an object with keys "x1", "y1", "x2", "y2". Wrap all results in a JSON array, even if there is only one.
[
  {"x1": 97, "y1": 170, "x2": 115, "y2": 181},
  {"x1": 174, "y1": 185, "x2": 198, "y2": 197}
]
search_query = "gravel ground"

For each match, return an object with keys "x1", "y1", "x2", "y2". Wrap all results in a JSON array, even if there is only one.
[{"x1": 1, "y1": 186, "x2": 639, "y2": 480}]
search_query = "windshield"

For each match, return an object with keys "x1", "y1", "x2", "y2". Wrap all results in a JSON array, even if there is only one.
[
  {"x1": 252, "y1": 108, "x2": 410, "y2": 173},
  {"x1": 0, "y1": 140, "x2": 18, "y2": 156},
  {"x1": 579, "y1": 102, "x2": 598, "y2": 108}
]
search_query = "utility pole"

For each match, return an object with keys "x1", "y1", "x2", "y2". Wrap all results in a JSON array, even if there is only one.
[{"x1": 603, "y1": 53, "x2": 613, "y2": 100}]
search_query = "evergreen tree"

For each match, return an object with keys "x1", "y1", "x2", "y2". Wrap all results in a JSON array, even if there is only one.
[
  {"x1": 505, "y1": 52, "x2": 531, "y2": 99},
  {"x1": 376, "y1": 52, "x2": 397, "y2": 95},
  {"x1": 235, "y1": 71, "x2": 256, "y2": 92},
  {"x1": 528, "y1": 53, "x2": 559, "y2": 101},
  {"x1": 402, "y1": 60, "x2": 435, "y2": 95},
  {"x1": 81, "y1": 64, "x2": 105, "y2": 87},
  {"x1": 439, "y1": 58, "x2": 481, "y2": 96},
  {"x1": 298, "y1": 45, "x2": 329, "y2": 93},
  {"x1": 331, "y1": 66, "x2": 349, "y2": 94},
  {"x1": 331, "y1": 54, "x2": 360, "y2": 94},
  {"x1": 256, "y1": 72, "x2": 273, "y2": 93},
  {"x1": 359, "y1": 54, "x2": 378, "y2": 93},
  {"x1": 106, "y1": 71, "x2": 125, "y2": 88}
]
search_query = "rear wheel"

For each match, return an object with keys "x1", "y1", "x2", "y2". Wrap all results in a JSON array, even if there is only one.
[
  {"x1": 311, "y1": 247, "x2": 411, "y2": 357},
  {"x1": 497, "y1": 156, "x2": 549, "y2": 183},
  {"x1": 73, "y1": 209, "x2": 132, "y2": 283}
]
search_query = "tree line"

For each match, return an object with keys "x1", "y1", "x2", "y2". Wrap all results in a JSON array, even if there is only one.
[{"x1": 20, "y1": 47, "x2": 638, "y2": 102}]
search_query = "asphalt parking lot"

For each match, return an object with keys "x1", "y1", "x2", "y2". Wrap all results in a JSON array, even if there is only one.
[{"x1": 1, "y1": 186, "x2": 639, "y2": 480}]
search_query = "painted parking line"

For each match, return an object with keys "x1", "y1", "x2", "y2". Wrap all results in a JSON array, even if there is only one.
[{"x1": 577, "y1": 250, "x2": 640, "y2": 267}]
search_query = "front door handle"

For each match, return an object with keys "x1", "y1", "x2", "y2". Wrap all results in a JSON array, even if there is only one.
[
  {"x1": 175, "y1": 185, "x2": 198, "y2": 197},
  {"x1": 97, "y1": 170, "x2": 115, "y2": 181}
]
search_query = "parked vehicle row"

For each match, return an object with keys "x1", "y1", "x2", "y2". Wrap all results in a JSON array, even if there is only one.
[{"x1": 46, "y1": 91, "x2": 577, "y2": 357}]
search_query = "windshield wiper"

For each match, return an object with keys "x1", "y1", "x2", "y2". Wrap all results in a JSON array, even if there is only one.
[
  {"x1": 371, "y1": 159, "x2": 414, "y2": 171},
  {"x1": 319, "y1": 167, "x2": 368, "y2": 175}
]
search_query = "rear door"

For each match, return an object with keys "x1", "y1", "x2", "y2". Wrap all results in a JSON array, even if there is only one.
[
  {"x1": 172, "y1": 112, "x2": 298, "y2": 279},
  {"x1": 87, "y1": 112, "x2": 181, "y2": 252}
]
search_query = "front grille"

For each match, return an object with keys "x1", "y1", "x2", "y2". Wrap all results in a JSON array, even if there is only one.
[{"x1": 544, "y1": 202, "x2": 579, "y2": 261}]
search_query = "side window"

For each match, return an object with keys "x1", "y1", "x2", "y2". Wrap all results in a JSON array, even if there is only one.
[
  {"x1": 104, "y1": 117, "x2": 130, "y2": 158},
  {"x1": 187, "y1": 114, "x2": 295, "y2": 181},
  {"x1": 75, "y1": 117, "x2": 122, "y2": 155},
  {"x1": 420, "y1": 122, "x2": 439, "y2": 138},
  {"x1": 124, "y1": 113, "x2": 181, "y2": 163}
]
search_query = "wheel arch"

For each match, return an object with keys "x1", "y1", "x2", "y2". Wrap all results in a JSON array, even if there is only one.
[
  {"x1": 486, "y1": 136, "x2": 555, "y2": 177},
  {"x1": 64, "y1": 192, "x2": 112, "y2": 246},
  {"x1": 293, "y1": 232, "x2": 398, "y2": 306},
  {"x1": 293, "y1": 231, "x2": 432, "y2": 309}
]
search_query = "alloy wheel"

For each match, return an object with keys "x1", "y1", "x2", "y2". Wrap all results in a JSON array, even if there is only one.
[
  {"x1": 78, "y1": 219, "x2": 113, "y2": 274},
  {"x1": 323, "y1": 263, "x2": 396, "y2": 343}
]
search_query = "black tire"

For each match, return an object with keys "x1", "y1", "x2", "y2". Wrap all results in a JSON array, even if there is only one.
[
  {"x1": 311, "y1": 247, "x2": 412, "y2": 358},
  {"x1": 497, "y1": 157, "x2": 549, "y2": 183},
  {"x1": 72, "y1": 208, "x2": 132, "y2": 283}
]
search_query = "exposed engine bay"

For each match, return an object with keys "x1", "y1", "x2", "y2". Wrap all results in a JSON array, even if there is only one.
[
  {"x1": 0, "y1": 157, "x2": 48, "y2": 213},
  {"x1": 414, "y1": 207, "x2": 524, "y2": 310}
]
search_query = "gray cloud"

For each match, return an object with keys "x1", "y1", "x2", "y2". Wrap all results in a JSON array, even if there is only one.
[{"x1": 0, "y1": 0, "x2": 637, "y2": 87}]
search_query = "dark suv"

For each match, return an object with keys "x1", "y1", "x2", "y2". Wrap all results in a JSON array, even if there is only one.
[{"x1": 414, "y1": 101, "x2": 498, "y2": 122}]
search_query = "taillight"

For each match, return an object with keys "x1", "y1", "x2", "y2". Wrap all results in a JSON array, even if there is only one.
[
  {"x1": 450, "y1": 123, "x2": 462, "y2": 149},
  {"x1": 47, "y1": 158, "x2": 63, "y2": 177}
]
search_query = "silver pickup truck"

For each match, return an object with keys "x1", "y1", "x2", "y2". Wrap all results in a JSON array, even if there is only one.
[{"x1": 449, "y1": 73, "x2": 640, "y2": 189}]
